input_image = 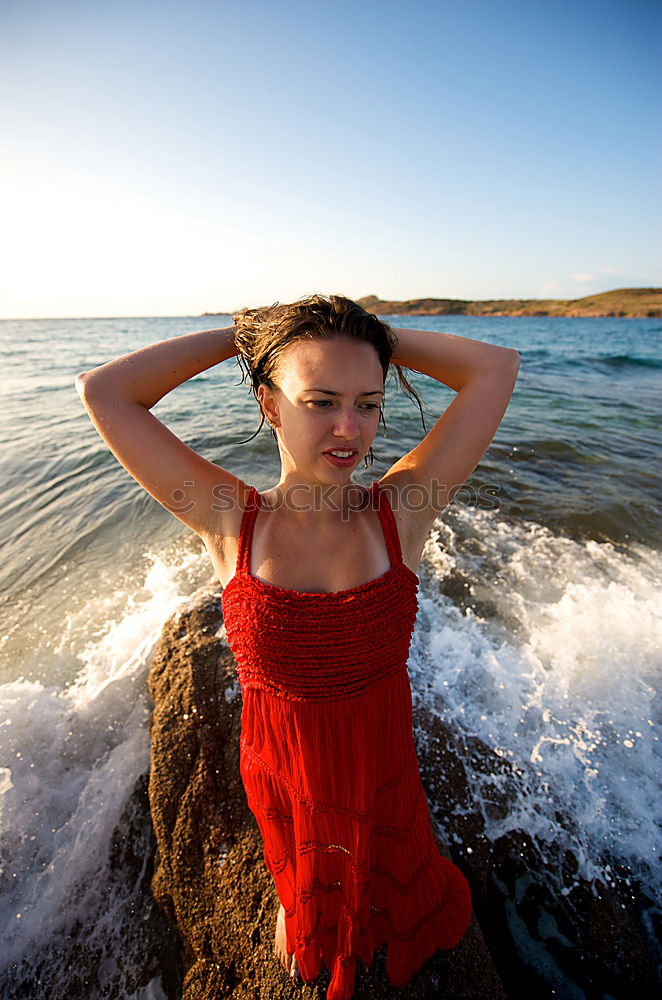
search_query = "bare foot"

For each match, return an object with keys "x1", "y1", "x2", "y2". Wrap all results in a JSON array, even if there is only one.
[{"x1": 274, "y1": 902, "x2": 301, "y2": 982}]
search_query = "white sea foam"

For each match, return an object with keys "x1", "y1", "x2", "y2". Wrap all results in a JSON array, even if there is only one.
[
  {"x1": 410, "y1": 507, "x2": 661, "y2": 903},
  {"x1": 0, "y1": 546, "x2": 208, "y2": 993}
]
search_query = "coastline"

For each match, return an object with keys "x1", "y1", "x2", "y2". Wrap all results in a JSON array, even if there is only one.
[{"x1": 202, "y1": 287, "x2": 662, "y2": 319}]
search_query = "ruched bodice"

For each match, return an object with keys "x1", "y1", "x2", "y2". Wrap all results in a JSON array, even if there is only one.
[
  {"x1": 221, "y1": 480, "x2": 472, "y2": 1000},
  {"x1": 222, "y1": 480, "x2": 420, "y2": 701}
]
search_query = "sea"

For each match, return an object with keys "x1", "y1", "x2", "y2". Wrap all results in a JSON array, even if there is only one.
[{"x1": 0, "y1": 313, "x2": 660, "y2": 998}]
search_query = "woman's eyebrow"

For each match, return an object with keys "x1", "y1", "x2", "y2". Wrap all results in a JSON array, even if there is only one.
[{"x1": 306, "y1": 388, "x2": 384, "y2": 396}]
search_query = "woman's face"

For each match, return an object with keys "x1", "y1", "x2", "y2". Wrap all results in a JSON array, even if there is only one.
[{"x1": 259, "y1": 337, "x2": 384, "y2": 483}]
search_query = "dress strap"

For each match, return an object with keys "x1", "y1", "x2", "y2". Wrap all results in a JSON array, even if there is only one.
[
  {"x1": 236, "y1": 486, "x2": 262, "y2": 575},
  {"x1": 370, "y1": 480, "x2": 404, "y2": 567}
]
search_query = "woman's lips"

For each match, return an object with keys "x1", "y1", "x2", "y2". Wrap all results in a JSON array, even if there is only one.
[{"x1": 323, "y1": 449, "x2": 358, "y2": 467}]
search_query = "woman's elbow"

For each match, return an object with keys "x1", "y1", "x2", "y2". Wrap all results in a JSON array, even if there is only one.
[
  {"x1": 74, "y1": 370, "x2": 104, "y2": 402},
  {"x1": 74, "y1": 371, "x2": 92, "y2": 396},
  {"x1": 496, "y1": 347, "x2": 520, "y2": 380}
]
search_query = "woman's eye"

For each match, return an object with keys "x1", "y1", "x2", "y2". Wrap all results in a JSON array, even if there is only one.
[{"x1": 307, "y1": 400, "x2": 379, "y2": 410}]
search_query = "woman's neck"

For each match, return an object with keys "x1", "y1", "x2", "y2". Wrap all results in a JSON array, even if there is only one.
[{"x1": 264, "y1": 476, "x2": 371, "y2": 523}]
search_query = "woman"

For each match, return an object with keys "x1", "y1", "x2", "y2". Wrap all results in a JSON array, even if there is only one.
[{"x1": 75, "y1": 293, "x2": 519, "y2": 999}]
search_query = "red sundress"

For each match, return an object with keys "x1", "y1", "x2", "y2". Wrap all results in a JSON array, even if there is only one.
[{"x1": 221, "y1": 479, "x2": 472, "y2": 1000}]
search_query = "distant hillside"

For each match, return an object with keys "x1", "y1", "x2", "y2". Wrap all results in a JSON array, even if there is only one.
[
  {"x1": 354, "y1": 288, "x2": 662, "y2": 318},
  {"x1": 203, "y1": 288, "x2": 662, "y2": 319}
]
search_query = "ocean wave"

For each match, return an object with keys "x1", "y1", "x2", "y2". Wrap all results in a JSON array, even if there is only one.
[
  {"x1": 592, "y1": 354, "x2": 662, "y2": 370},
  {"x1": 522, "y1": 353, "x2": 662, "y2": 372},
  {"x1": 0, "y1": 548, "x2": 198, "y2": 994},
  {"x1": 412, "y1": 507, "x2": 662, "y2": 909}
]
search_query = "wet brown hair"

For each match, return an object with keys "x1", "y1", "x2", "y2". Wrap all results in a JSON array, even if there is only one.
[{"x1": 232, "y1": 292, "x2": 427, "y2": 467}]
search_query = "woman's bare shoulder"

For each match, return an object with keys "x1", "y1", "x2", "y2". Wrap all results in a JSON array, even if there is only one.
[
  {"x1": 374, "y1": 469, "x2": 438, "y2": 574},
  {"x1": 194, "y1": 473, "x2": 253, "y2": 536}
]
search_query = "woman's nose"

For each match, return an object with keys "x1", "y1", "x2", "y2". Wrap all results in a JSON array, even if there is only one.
[{"x1": 332, "y1": 408, "x2": 360, "y2": 438}]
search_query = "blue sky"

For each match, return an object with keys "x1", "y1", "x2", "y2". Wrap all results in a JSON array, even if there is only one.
[{"x1": 1, "y1": 0, "x2": 660, "y2": 317}]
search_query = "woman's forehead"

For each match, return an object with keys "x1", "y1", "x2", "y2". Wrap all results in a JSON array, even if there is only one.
[{"x1": 279, "y1": 337, "x2": 381, "y2": 377}]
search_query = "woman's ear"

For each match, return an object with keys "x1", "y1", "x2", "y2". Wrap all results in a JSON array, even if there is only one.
[{"x1": 258, "y1": 384, "x2": 281, "y2": 428}]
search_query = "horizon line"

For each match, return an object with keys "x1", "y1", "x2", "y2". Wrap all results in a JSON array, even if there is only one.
[{"x1": 1, "y1": 286, "x2": 659, "y2": 322}]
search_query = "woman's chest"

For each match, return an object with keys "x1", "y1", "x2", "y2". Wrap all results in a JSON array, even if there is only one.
[
  {"x1": 209, "y1": 528, "x2": 389, "y2": 593},
  {"x1": 205, "y1": 509, "x2": 422, "y2": 591}
]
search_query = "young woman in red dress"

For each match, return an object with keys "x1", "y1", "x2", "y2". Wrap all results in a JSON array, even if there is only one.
[{"x1": 75, "y1": 294, "x2": 519, "y2": 999}]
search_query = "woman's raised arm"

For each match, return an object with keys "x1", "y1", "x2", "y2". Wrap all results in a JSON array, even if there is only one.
[
  {"x1": 74, "y1": 325, "x2": 248, "y2": 539},
  {"x1": 382, "y1": 326, "x2": 520, "y2": 522},
  {"x1": 75, "y1": 325, "x2": 238, "y2": 406}
]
